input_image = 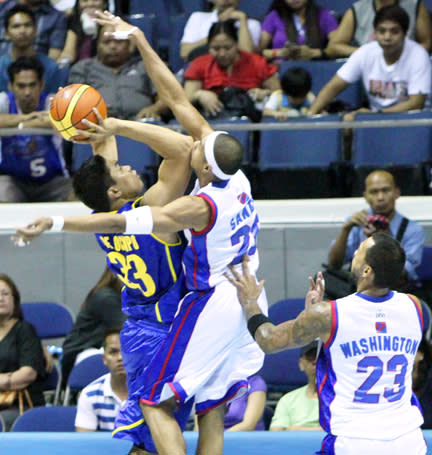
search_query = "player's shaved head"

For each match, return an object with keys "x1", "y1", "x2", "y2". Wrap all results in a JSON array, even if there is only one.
[{"x1": 213, "y1": 134, "x2": 243, "y2": 177}]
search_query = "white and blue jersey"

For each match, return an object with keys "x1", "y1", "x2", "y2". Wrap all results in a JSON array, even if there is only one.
[
  {"x1": 317, "y1": 291, "x2": 424, "y2": 444},
  {"x1": 0, "y1": 92, "x2": 67, "y2": 183},
  {"x1": 139, "y1": 170, "x2": 266, "y2": 414},
  {"x1": 183, "y1": 169, "x2": 260, "y2": 290}
]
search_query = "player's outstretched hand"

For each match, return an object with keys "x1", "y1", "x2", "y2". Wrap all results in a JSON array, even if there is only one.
[
  {"x1": 93, "y1": 10, "x2": 138, "y2": 40},
  {"x1": 12, "y1": 217, "x2": 53, "y2": 246},
  {"x1": 225, "y1": 255, "x2": 265, "y2": 308},
  {"x1": 305, "y1": 271, "x2": 325, "y2": 311}
]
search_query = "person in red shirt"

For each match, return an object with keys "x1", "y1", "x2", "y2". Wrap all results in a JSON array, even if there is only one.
[{"x1": 184, "y1": 19, "x2": 281, "y2": 118}]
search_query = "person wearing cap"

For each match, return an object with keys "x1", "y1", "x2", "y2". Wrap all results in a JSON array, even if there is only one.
[
  {"x1": 15, "y1": 11, "x2": 267, "y2": 455},
  {"x1": 270, "y1": 341, "x2": 321, "y2": 431}
]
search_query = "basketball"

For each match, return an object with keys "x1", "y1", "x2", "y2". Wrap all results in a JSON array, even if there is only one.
[{"x1": 49, "y1": 84, "x2": 107, "y2": 140}]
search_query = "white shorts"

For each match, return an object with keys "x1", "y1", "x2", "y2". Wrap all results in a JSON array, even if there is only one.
[
  {"x1": 140, "y1": 280, "x2": 267, "y2": 413},
  {"x1": 324, "y1": 428, "x2": 427, "y2": 455}
]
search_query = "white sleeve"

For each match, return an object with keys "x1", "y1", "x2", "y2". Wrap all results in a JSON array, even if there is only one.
[
  {"x1": 181, "y1": 13, "x2": 208, "y2": 44},
  {"x1": 247, "y1": 18, "x2": 261, "y2": 46},
  {"x1": 264, "y1": 92, "x2": 280, "y2": 110},
  {"x1": 75, "y1": 390, "x2": 98, "y2": 430},
  {"x1": 336, "y1": 48, "x2": 364, "y2": 84},
  {"x1": 407, "y1": 48, "x2": 431, "y2": 95},
  {"x1": 0, "y1": 92, "x2": 10, "y2": 113}
]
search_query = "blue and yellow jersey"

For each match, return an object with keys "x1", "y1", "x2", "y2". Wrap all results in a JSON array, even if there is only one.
[{"x1": 95, "y1": 197, "x2": 186, "y2": 324}]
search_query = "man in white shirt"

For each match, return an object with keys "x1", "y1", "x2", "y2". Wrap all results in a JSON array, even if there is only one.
[
  {"x1": 75, "y1": 328, "x2": 127, "y2": 432},
  {"x1": 180, "y1": 0, "x2": 261, "y2": 61},
  {"x1": 309, "y1": 5, "x2": 431, "y2": 115}
]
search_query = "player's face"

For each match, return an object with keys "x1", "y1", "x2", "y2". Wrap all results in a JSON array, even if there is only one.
[
  {"x1": 351, "y1": 237, "x2": 375, "y2": 281},
  {"x1": 110, "y1": 163, "x2": 144, "y2": 199},
  {"x1": 375, "y1": 20, "x2": 405, "y2": 56},
  {"x1": 6, "y1": 13, "x2": 36, "y2": 48},
  {"x1": 0, "y1": 281, "x2": 15, "y2": 319},
  {"x1": 9, "y1": 70, "x2": 43, "y2": 114},
  {"x1": 103, "y1": 334, "x2": 126, "y2": 377},
  {"x1": 364, "y1": 173, "x2": 399, "y2": 217},
  {"x1": 209, "y1": 33, "x2": 238, "y2": 69}
]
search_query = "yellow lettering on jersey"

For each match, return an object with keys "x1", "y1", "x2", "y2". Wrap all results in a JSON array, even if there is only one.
[
  {"x1": 100, "y1": 236, "x2": 113, "y2": 249},
  {"x1": 113, "y1": 235, "x2": 140, "y2": 252},
  {"x1": 107, "y1": 252, "x2": 156, "y2": 297}
]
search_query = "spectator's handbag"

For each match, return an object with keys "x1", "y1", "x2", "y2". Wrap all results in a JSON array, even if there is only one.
[
  {"x1": 0, "y1": 389, "x2": 33, "y2": 414},
  {"x1": 216, "y1": 87, "x2": 262, "y2": 122}
]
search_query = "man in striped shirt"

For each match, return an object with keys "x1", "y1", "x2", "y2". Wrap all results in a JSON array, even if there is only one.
[{"x1": 75, "y1": 328, "x2": 127, "y2": 432}]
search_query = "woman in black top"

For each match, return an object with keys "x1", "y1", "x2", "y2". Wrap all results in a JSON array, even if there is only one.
[
  {"x1": 61, "y1": 267, "x2": 124, "y2": 386},
  {"x1": 0, "y1": 274, "x2": 46, "y2": 430}
]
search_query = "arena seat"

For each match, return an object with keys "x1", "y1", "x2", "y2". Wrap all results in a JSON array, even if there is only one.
[
  {"x1": 180, "y1": 0, "x2": 206, "y2": 14},
  {"x1": 348, "y1": 111, "x2": 432, "y2": 196},
  {"x1": 128, "y1": 14, "x2": 157, "y2": 50},
  {"x1": 63, "y1": 354, "x2": 109, "y2": 405},
  {"x1": 21, "y1": 302, "x2": 73, "y2": 339},
  {"x1": 319, "y1": 0, "x2": 354, "y2": 16},
  {"x1": 11, "y1": 406, "x2": 77, "y2": 432},
  {"x1": 238, "y1": 0, "x2": 273, "y2": 19},
  {"x1": 254, "y1": 115, "x2": 345, "y2": 198},
  {"x1": 278, "y1": 60, "x2": 363, "y2": 110},
  {"x1": 169, "y1": 14, "x2": 189, "y2": 73}
]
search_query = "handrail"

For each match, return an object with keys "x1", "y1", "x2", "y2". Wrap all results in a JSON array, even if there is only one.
[{"x1": 1, "y1": 115, "x2": 432, "y2": 136}]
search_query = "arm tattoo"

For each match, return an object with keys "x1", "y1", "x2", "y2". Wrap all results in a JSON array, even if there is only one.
[{"x1": 292, "y1": 302, "x2": 332, "y2": 345}]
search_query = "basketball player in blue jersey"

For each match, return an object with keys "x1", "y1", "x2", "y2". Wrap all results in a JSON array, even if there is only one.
[
  {"x1": 70, "y1": 120, "x2": 195, "y2": 454},
  {"x1": 227, "y1": 233, "x2": 426, "y2": 455},
  {"x1": 16, "y1": 11, "x2": 267, "y2": 455}
]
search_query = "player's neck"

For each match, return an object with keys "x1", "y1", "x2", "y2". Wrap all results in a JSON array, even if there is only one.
[
  {"x1": 356, "y1": 283, "x2": 390, "y2": 297},
  {"x1": 110, "y1": 198, "x2": 130, "y2": 211}
]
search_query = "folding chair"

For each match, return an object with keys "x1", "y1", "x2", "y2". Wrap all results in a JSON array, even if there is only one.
[{"x1": 11, "y1": 406, "x2": 77, "y2": 432}]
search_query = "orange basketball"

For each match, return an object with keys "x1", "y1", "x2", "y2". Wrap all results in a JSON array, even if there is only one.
[{"x1": 49, "y1": 84, "x2": 107, "y2": 141}]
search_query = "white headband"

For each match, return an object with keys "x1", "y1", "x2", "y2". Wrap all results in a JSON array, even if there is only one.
[{"x1": 204, "y1": 131, "x2": 231, "y2": 181}]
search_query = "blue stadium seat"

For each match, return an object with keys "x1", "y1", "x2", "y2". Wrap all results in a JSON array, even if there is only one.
[
  {"x1": 352, "y1": 111, "x2": 432, "y2": 166},
  {"x1": 169, "y1": 14, "x2": 189, "y2": 73},
  {"x1": 238, "y1": 0, "x2": 273, "y2": 19},
  {"x1": 11, "y1": 406, "x2": 77, "y2": 432},
  {"x1": 180, "y1": 0, "x2": 206, "y2": 14},
  {"x1": 40, "y1": 364, "x2": 62, "y2": 406},
  {"x1": 0, "y1": 413, "x2": 4, "y2": 432},
  {"x1": 21, "y1": 302, "x2": 74, "y2": 339},
  {"x1": 269, "y1": 298, "x2": 305, "y2": 324},
  {"x1": 417, "y1": 246, "x2": 432, "y2": 281},
  {"x1": 128, "y1": 14, "x2": 157, "y2": 49},
  {"x1": 258, "y1": 115, "x2": 342, "y2": 170},
  {"x1": 63, "y1": 354, "x2": 109, "y2": 405},
  {"x1": 278, "y1": 60, "x2": 362, "y2": 109}
]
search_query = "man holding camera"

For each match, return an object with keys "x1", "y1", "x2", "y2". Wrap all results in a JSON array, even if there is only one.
[{"x1": 328, "y1": 170, "x2": 424, "y2": 286}]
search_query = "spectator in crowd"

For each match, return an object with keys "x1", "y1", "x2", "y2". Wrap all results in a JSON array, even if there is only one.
[
  {"x1": 327, "y1": 170, "x2": 424, "y2": 285},
  {"x1": 0, "y1": 56, "x2": 73, "y2": 202},
  {"x1": 0, "y1": 274, "x2": 46, "y2": 431},
  {"x1": 263, "y1": 66, "x2": 315, "y2": 119},
  {"x1": 259, "y1": 0, "x2": 338, "y2": 61},
  {"x1": 180, "y1": 0, "x2": 261, "y2": 63},
  {"x1": 75, "y1": 327, "x2": 128, "y2": 432},
  {"x1": 224, "y1": 375, "x2": 267, "y2": 431},
  {"x1": 0, "y1": 5, "x2": 63, "y2": 93},
  {"x1": 413, "y1": 337, "x2": 432, "y2": 429},
  {"x1": 270, "y1": 342, "x2": 321, "y2": 431},
  {"x1": 68, "y1": 24, "x2": 168, "y2": 120},
  {"x1": 326, "y1": 0, "x2": 431, "y2": 59},
  {"x1": 61, "y1": 266, "x2": 125, "y2": 387},
  {"x1": 58, "y1": 0, "x2": 106, "y2": 66},
  {"x1": 0, "y1": 0, "x2": 68, "y2": 59},
  {"x1": 184, "y1": 19, "x2": 280, "y2": 118},
  {"x1": 309, "y1": 6, "x2": 431, "y2": 116}
]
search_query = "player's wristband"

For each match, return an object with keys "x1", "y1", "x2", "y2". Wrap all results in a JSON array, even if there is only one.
[
  {"x1": 124, "y1": 205, "x2": 153, "y2": 234},
  {"x1": 49, "y1": 216, "x2": 65, "y2": 232},
  {"x1": 247, "y1": 314, "x2": 272, "y2": 339}
]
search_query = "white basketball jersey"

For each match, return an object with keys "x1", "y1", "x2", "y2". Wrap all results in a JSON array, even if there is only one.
[
  {"x1": 183, "y1": 170, "x2": 259, "y2": 290},
  {"x1": 317, "y1": 291, "x2": 424, "y2": 440}
]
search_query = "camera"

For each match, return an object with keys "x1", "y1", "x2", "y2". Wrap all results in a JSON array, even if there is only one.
[{"x1": 367, "y1": 214, "x2": 389, "y2": 231}]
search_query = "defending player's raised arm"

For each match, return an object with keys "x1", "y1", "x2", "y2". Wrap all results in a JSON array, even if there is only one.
[
  {"x1": 94, "y1": 11, "x2": 213, "y2": 141},
  {"x1": 226, "y1": 257, "x2": 332, "y2": 353}
]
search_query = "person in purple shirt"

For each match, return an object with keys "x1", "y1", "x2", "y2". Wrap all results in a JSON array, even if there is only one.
[
  {"x1": 224, "y1": 375, "x2": 267, "y2": 431},
  {"x1": 259, "y1": 0, "x2": 338, "y2": 61}
]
